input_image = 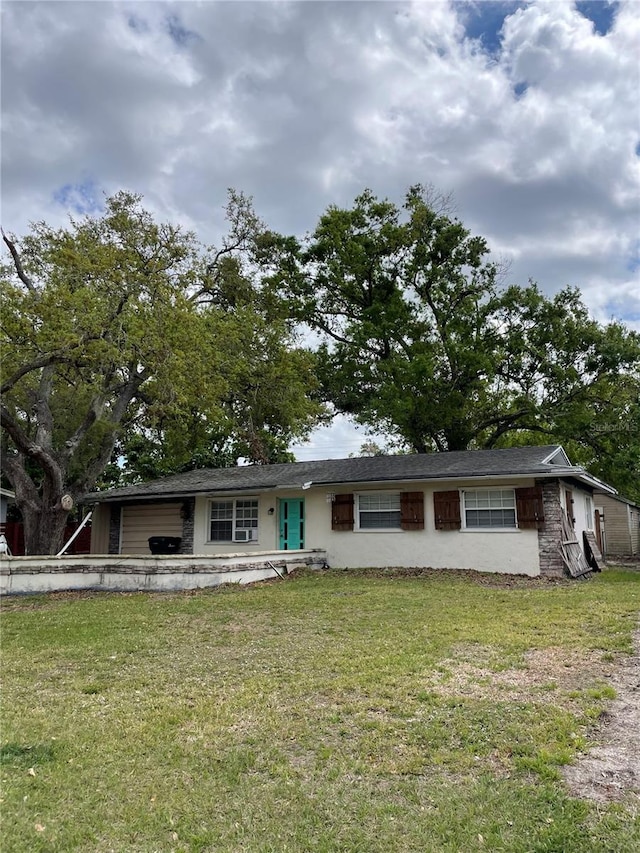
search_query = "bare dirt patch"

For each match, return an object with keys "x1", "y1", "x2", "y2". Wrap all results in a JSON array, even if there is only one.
[
  {"x1": 330, "y1": 566, "x2": 572, "y2": 588},
  {"x1": 424, "y1": 643, "x2": 607, "y2": 709},
  {"x1": 562, "y1": 626, "x2": 640, "y2": 805}
]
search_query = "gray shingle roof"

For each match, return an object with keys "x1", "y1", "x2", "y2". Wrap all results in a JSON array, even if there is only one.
[{"x1": 88, "y1": 445, "x2": 584, "y2": 503}]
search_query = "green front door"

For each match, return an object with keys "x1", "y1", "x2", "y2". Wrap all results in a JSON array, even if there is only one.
[{"x1": 279, "y1": 499, "x2": 304, "y2": 550}]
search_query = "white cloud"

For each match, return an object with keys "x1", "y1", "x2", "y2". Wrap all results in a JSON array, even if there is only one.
[{"x1": 290, "y1": 415, "x2": 393, "y2": 462}]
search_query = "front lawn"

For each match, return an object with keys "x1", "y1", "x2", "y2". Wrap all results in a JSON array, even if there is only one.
[{"x1": 1, "y1": 568, "x2": 639, "y2": 852}]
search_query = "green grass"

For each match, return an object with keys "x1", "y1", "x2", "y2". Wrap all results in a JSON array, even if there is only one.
[{"x1": 1, "y1": 568, "x2": 639, "y2": 852}]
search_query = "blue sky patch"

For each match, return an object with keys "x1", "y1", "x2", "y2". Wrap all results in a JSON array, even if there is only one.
[
  {"x1": 165, "y1": 14, "x2": 200, "y2": 48},
  {"x1": 53, "y1": 181, "x2": 103, "y2": 215},
  {"x1": 626, "y1": 242, "x2": 640, "y2": 273},
  {"x1": 459, "y1": 1, "x2": 524, "y2": 55},
  {"x1": 604, "y1": 299, "x2": 639, "y2": 325},
  {"x1": 513, "y1": 81, "x2": 528, "y2": 98},
  {"x1": 575, "y1": 1, "x2": 619, "y2": 36}
]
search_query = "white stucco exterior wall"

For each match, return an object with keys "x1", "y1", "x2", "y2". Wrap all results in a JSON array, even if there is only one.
[
  {"x1": 192, "y1": 479, "x2": 542, "y2": 575},
  {"x1": 560, "y1": 479, "x2": 594, "y2": 555},
  {"x1": 193, "y1": 494, "x2": 281, "y2": 555},
  {"x1": 314, "y1": 480, "x2": 540, "y2": 576}
]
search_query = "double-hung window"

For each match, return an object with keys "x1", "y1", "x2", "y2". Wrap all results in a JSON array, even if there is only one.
[
  {"x1": 209, "y1": 499, "x2": 258, "y2": 542},
  {"x1": 463, "y1": 489, "x2": 516, "y2": 529},
  {"x1": 357, "y1": 493, "x2": 402, "y2": 530}
]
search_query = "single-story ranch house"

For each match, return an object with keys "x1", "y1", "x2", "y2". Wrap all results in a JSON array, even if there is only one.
[{"x1": 88, "y1": 445, "x2": 613, "y2": 578}]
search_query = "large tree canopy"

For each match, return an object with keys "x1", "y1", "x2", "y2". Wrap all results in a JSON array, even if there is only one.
[
  {"x1": 3, "y1": 184, "x2": 638, "y2": 556},
  {"x1": 269, "y1": 185, "x2": 640, "y2": 499},
  {"x1": 1, "y1": 192, "x2": 322, "y2": 553}
]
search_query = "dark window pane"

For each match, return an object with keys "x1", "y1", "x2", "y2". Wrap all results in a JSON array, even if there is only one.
[
  {"x1": 210, "y1": 520, "x2": 233, "y2": 541},
  {"x1": 466, "y1": 509, "x2": 516, "y2": 528}
]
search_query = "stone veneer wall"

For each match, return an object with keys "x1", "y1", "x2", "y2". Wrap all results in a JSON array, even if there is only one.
[
  {"x1": 536, "y1": 479, "x2": 565, "y2": 577},
  {"x1": 108, "y1": 504, "x2": 121, "y2": 555},
  {"x1": 179, "y1": 498, "x2": 195, "y2": 554}
]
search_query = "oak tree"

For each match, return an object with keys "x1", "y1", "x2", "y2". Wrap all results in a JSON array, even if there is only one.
[
  {"x1": 270, "y1": 185, "x2": 640, "y2": 499},
  {"x1": 1, "y1": 193, "x2": 322, "y2": 553}
]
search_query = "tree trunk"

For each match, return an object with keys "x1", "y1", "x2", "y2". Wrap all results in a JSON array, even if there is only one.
[
  {"x1": 443, "y1": 428, "x2": 473, "y2": 452},
  {"x1": 21, "y1": 504, "x2": 70, "y2": 556}
]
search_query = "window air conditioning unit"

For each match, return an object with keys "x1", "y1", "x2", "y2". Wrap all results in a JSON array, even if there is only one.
[{"x1": 234, "y1": 529, "x2": 251, "y2": 542}]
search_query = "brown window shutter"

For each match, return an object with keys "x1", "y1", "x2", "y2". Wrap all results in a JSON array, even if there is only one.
[
  {"x1": 332, "y1": 493, "x2": 354, "y2": 531},
  {"x1": 433, "y1": 490, "x2": 461, "y2": 530},
  {"x1": 401, "y1": 492, "x2": 424, "y2": 530},
  {"x1": 515, "y1": 486, "x2": 545, "y2": 529}
]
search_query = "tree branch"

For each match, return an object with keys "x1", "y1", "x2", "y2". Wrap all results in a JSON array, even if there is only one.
[
  {"x1": 2, "y1": 228, "x2": 37, "y2": 295},
  {"x1": 72, "y1": 369, "x2": 149, "y2": 494},
  {"x1": 0, "y1": 402, "x2": 64, "y2": 492},
  {"x1": 34, "y1": 364, "x2": 55, "y2": 450},
  {"x1": 1, "y1": 452, "x2": 41, "y2": 513},
  {"x1": 206, "y1": 238, "x2": 245, "y2": 273},
  {"x1": 484, "y1": 418, "x2": 552, "y2": 449},
  {"x1": 0, "y1": 336, "x2": 104, "y2": 395},
  {"x1": 1, "y1": 353, "x2": 65, "y2": 395},
  {"x1": 61, "y1": 395, "x2": 107, "y2": 463}
]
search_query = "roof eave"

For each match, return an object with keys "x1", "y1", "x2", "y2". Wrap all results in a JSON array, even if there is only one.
[
  {"x1": 85, "y1": 484, "x2": 280, "y2": 503},
  {"x1": 567, "y1": 471, "x2": 617, "y2": 495}
]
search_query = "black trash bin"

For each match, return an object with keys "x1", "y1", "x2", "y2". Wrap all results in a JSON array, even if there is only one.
[{"x1": 148, "y1": 536, "x2": 182, "y2": 555}]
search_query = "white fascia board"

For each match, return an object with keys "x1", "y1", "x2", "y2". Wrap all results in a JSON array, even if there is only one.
[{"x1": 566, "y1": 472, "x2": 618, "y2": 495}]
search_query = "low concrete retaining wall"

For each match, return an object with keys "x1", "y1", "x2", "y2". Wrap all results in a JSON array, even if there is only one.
[{"x1": 0, "y1": 550, "x2": 328, "y2": 595}]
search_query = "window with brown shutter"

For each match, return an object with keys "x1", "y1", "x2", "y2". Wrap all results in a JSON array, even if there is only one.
[
  {"x1": 400, "y1": 491, "x2": 424, "y2": 530},
  {"x1": 331, "y1": 493, "x2": 354, "y2": 531},
  {"x1": 434, "y1": 490, "x2": 461, "y2": 530},
  {"x1": 515, "y1": 486, "x2": 545, "y2": 529}
]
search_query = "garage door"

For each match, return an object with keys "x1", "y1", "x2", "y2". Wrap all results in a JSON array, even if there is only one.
[{"x1": 120, "y1": 503, "x2": 182, "y2": 555}]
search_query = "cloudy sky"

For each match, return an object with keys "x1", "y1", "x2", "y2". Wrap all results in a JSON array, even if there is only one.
[{"x1": 2, "y1": 0, "x2": 639, "y2": 459}]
